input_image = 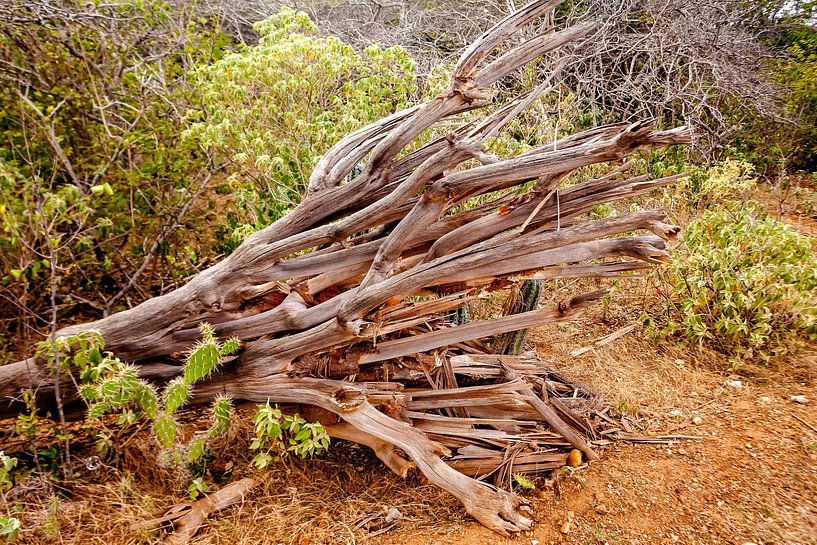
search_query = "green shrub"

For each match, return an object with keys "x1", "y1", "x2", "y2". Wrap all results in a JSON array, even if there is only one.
[
  {"x1": 28, "y1": 325, "x2": 328, "y2": 485},
  {"x1": 669, "y1": 159, "x2": 757, "y2": 209},
  {"x1": 650, "y1": 204, "x2": 817, "y2": 361},
  {"x1": 250, "y1": 402, "x2": 330, "y2": 469},
  {"x1": 0, "y1": 0, "x2": 233, "y2": 353},
  {"x1": 184, "y1": 8, "x2": 416, "y2": 246},
  {"x1": 631, "y1": 151, "x2": 757, "y2": 212},
  {"x1": 34, "y1": 324, "x2": 238, "y2": 466}
]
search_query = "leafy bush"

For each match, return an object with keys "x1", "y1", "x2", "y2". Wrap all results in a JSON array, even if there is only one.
[
  {"x1": 650, "y1": 204, "x2": 817, "y2": 361},
  {"x1": 34, "y1": 324, "x2": 238, "y2": 468},
  {"x1": 29, "y1": 324, "x2": 328, "y2": 487},
  {"x1": 633, "y1": 150, "x2": 757, "y2": 211},
  {"x1": 250, "y1": 402, "x2": 330, "y2": 469},
  {"x1": 669, "y1": 159, "x2": 757, "y2": 208},
  {"x1": 184, "y1": 8, "x2": 416, "y2": 246}
]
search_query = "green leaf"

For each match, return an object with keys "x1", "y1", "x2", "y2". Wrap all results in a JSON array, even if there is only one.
[
  {"x1": 187, "y1": 477, "x2": 208, "y2": 500},
  {"x1": 512, "y1": 473, "x2": 536, "y2": 491},
  {"x1": 0, "y1": 517, "x2": 20, "y2": 539},
  {"x1": 252, "y1": 452, "x2": 272, "y2": 469},
  {"x1": 88, "y1": 402, "x2": 110, "y2": 419},
  {"x1": 87, "y1": 346, "x2": 102, "y2": 365}
]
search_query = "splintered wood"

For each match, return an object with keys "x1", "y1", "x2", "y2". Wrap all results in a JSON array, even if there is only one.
[{"x1": 359, "y1": 351, "x2": 619, "y2": 483}]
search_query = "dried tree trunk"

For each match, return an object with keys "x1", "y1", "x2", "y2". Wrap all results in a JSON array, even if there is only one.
[{"x1": 0, "y1": 0, "x2": 691, "y2": 536}]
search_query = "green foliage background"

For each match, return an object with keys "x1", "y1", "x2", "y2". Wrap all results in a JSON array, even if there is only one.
[{"x1": 184, "y1": 8, "x2": 416, "y2": 248}]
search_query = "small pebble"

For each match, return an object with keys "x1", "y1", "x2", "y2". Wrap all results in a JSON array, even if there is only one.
[
  {"x1": 790, "y1": 395, "x2": 808, "y2": 404},
  {"x1": 385, "y1": 507, "x2": 402, "y2": 523},
  {"x1": 760, "y1": 396, "x2": 772, "y2": 403},
  {"x1": 560, "y1": 511, "x2": 575, "y2": 534},
  {"x1": 692, "y1": 416, "x2": 703, "y2": 425},
  {"x1": 725, "y1": 379, "x2": 743, "y2": 390}
]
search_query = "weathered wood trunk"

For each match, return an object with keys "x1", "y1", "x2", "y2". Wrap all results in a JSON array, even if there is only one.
[{"x1": 0, "y1": 0, "x2": 691, "y2": 535}]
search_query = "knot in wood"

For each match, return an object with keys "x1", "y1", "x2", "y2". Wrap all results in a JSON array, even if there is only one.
[
  {"x1": 330, "y1": 386, "x2": 365, "y2": 411},
  {"x1": 450, "y1": 77, "x2": 491, "y2": 103}
]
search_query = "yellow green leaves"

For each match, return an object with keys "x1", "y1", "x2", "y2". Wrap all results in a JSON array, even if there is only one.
[
  {"x1": 0, "y1": 517, "x2": 20, "y2": 541},
  {"x1": 187, "y1": 477, "x2": 208, "y2": 501},
  {"x1": 89, "y1": 182, "x2": 114, "y2": 196},
  {"x1": 653, "y1": 203, "x2": 817, "y2": 361},
  {"x1": 184, "y1": 8, "x2": 416, "y2": 244},
  {"x1": 250, "y1": 401, "x2": 329, "y2": 468},
  {"x1": 0, "y1": 452, "x2": 18, "y2": 493}
]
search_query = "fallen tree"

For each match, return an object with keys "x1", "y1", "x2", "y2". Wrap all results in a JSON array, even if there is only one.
[{"x1": 0, "y1": 0, "x2": 691, "y2": 536}]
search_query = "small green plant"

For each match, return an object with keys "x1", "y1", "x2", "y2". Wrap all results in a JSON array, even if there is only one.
[
  {"x1": 0, "y1": 518, "x2": 20, "y2": 542},
  {"x1": 148, "y1": 323, "x2": 239, "y2": 468},
  {"x1": 35, "y1": 324, "x2": 239, "y2": 471},
  {"x1": 663, "y1": 158, "x2": 757, "y2": 212},
  {"x1": 14, "y1": 390, "x2": 51, "y2": 467},
  {"x1": 649, "y1": 203, "x2": 817, "y2": 361},
  {"x1": 512, "y1": 473, "x2": 536, "y2": 492},
  {"x1": 36, "y1": 330, "x2": 146, "y2": 454},
  {"x1": 250, "y1": 402, "x2": 330, "y2": 469},
  {"x1": 588, "y1": 203, "x2": 617, "y2": 220},
  {"x1": 0, "y1": 452, "x2": 20, "y2": 541},
  {"x1": 187, "y1": 477, "x2": 208, "y2": 501},
  {"x1": 0, "y1": 453, "x2": 17, "y2": 492}
]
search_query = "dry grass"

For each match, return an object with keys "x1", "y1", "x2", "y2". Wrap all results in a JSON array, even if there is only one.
[{"x1": 6, "y1": 408, "x2": 467, "y2": 545}]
